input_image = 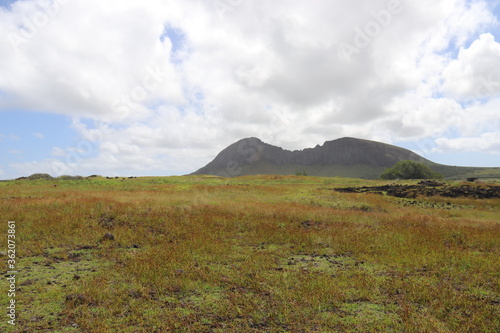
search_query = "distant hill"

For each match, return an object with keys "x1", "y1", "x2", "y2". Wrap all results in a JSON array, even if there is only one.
[{"x1": 192, "y1": 137, "x2": 500, "y2": 180}]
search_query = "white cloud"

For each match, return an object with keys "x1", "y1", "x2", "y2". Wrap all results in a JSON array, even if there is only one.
[
  {"x1": 33, "y1": 132, "x2": 44, "y2": 139},
  {"x1": 454, "y1": 97, "x2": 500, "y2": 137},
  {"x1": 435, "y1": 132, "x2": 500, "y2": 153},
  {"x1": 1, "y1": 0, "x2": 499, "y2": 176},
  {"x1": 384, "y1": 92, "x2": 464, "y2": 138},
  {"x1": 443, "y1": 33, "x2": 500, "y2": 100}
]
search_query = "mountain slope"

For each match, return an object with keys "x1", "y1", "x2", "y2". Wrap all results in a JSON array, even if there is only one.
[{"x1": 192, "y1": 137, "x2": 499, "y2": 179}]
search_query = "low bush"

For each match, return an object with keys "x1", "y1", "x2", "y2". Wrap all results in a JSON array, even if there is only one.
[
  {"x1": 381, "y1": 161, "x2": 443, "y2": 180},
  {"x1": 27, "y1": 173, "x2": 54, "y2": 180}
]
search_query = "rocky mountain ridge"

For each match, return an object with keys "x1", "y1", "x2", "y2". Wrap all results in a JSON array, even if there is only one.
[{"x1": 192, "y1": 137, "x2": 499, "y2": 179}]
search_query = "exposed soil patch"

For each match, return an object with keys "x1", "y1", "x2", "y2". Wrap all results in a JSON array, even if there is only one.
[
  {"x1": 280, "y1": 253, "x2": 364, "y2": 274},
  {"x1": 335, "y1": 181, "x2": 500, "y2": 199}
]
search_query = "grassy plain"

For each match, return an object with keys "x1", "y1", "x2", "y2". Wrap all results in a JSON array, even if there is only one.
[{"x1": 0, "y1": 175, "x2": 499, "y2": 332}]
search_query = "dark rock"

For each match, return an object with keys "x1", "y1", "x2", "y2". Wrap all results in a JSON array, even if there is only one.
[{"x1": 336, "y1": 183, "x2": 499, "y2": 199}]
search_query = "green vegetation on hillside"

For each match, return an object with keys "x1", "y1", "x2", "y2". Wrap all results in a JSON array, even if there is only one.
[
  {"x1": 0, "y1": 176, "x2": 498, "y2": 332},
  {"x1": 295, "y1": 169, "x2": 308, "y2": 176},
  {"x1": 26, "y1": 173, "x2": 54, "y2": 180},
  {"x1": 381, "y1": 160, "x2": 443, "y2": 180}
]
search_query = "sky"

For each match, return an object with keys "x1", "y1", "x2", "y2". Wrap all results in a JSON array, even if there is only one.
[{"x1": 0, "y1": 0, "x2": 500, "y2": 179}]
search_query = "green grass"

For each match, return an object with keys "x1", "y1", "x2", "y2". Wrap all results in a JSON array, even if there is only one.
[{"x1": 0, "y1": 175, "x2": 499, "y2": 332}]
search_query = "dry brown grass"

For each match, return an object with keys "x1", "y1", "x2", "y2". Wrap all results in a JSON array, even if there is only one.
[{"x1": 0, "y1": 176, "x2": 498, "y2": 332}]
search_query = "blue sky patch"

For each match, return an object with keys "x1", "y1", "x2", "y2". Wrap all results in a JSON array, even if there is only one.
[
  {"x1": 0, "y1": 0, "x2": 16, "y2": 9},
  {"x1": 0, "y1": 111, "x2": 79, "y2": 175},
  {"x1": 160, "y1": 24, "x2": 186, "y2": 54}
]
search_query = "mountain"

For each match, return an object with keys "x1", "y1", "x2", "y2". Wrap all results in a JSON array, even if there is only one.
[{"x1": 192, "y1": 137, "x2": 500, "y2": 179}]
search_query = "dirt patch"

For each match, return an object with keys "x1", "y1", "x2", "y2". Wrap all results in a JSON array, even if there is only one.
[
  {"x1": 279, "y1": 253, "x2": 363, "y2": 274},
  {"x1": 335, "y1": 181, "x2": 500, "y2": 199}
]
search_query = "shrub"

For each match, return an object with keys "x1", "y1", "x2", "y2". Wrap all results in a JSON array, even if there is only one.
[
  {"x1": 57, "y1": 175, "x2": 84, "y2": 180},
  {"x1": 380, "y1": 161, "x2": 443, "y2": 180},
  {"x1": 27, "y1": 173, "x2": 54, "y2": 180},
  {"x1": 295, "y1": 169, "x2": 308, "y2": 176}
]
